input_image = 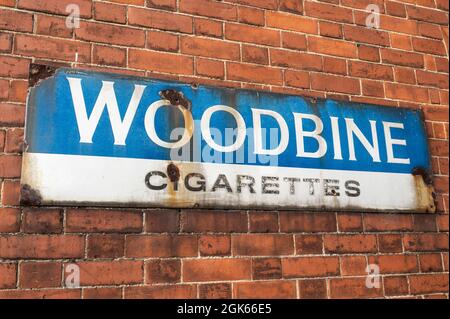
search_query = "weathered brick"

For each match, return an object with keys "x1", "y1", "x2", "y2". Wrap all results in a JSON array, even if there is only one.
[
  {"x1": 234, "y1": 281, "x2": 296, "y2": 299},
  {"x1": 0, "y1": 235, "x2": 84, "y2": 259},
  {"x1": 66, "y1": 209, "x2": 142, "y2": 233},
  {"x1": 19, "y1": 262, "x2": 61, "y2": 288},
  {"x1": 282, "y1": 256, "x2": 340, "y2": 278},
  {"x1": 22, "y1": 208, "x2": 63, "y2": 234},
  {"x1": 126, "y1": 235, "x2": 197, "y2": 257},
  {"x1": 324, "y1": 234, "x2": 378, "y2": 253},
  {"x1": 280, "y1": 212, "x2": 336, "y2": 232},
  {"x1": 183, "y1": 258, "x2": 251, "y2": 282},
  {"x1": 232, "y1": 234, "x2": 294, "y2": 256}
]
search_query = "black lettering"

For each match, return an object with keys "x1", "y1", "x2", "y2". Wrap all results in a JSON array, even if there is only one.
[
  {"x1": 237, "y1": 175, "x2": 256, "y2": 193},
  {"x1": 185, "y1": 173, "x2": 206, "y2": 192},
  {"x1": 211, "y1": 174, "x2": 232, "y2": 193},
  {"x1": 145, "y1": 171, "x2": 167, "y2": 190},
  {"x1": 262, "y1": 176, "x2": 279, "y2": 194},
  {"x1": 324, "y1": 179, "x2": 340, "y2": 196},
  {"x1": 303, "y1": 178, "x2": 320, "y2": 195},
  {"x1": 345, "y1": 180, "x2": 361, "y2": 197},
  {"x1": 283, "y1": 177, "x2": 301, "y2": 195}
]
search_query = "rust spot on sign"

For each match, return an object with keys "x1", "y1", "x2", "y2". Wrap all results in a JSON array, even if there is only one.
[
  {"x1": 20, "y1": 184, "x2": 43, "y2": 206},
  {"x1": 29, "y1": 64, "x2": 57, "y2": 87},
  {"x1": 159, "y1": 89, "x2": 191, "y2": 110},
  {"x1": 167, "y1": 163, "x2": 180, "y2": 183},
  {"x1": 412, "y1": 167, "x2": 435, "y2": 213}
]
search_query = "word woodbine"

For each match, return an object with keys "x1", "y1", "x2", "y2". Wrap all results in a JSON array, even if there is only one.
[{"x1": 21, "y1": 68, "x2": 434, "y2": 212}]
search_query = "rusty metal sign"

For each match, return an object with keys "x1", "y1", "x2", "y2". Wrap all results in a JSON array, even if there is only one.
[{"x1": 21, "y1": 67, "x2": 435, "y2": 212}]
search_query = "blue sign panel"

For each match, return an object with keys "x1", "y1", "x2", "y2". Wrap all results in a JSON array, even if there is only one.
[{"x1": 21, "y1": 68, "x2": 434, "y2": 212}]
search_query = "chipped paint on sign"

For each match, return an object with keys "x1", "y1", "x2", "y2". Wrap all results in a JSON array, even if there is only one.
[{"x1": 21, "y1": 67, "x2": 435, "y2": 212}]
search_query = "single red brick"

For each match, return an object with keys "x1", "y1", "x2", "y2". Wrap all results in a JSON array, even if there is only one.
[
  {"x1": 0, "y1": 289, "x2": 81, "y2": 299},
  {"x1": 337, "y1": 213, "x2": 363, "y2": 232},
  {"x1": 0, "y1": 56, "x2": 30, "y2": 78},
  {"x1": 324, "y1": 234, "x2": 378, "y2": 253},
  {"x1": 5, "y1": 128, "x2": 24, "y2": 153},
  {"x1": 199, "y1": 283, "x2": 232, "y2": 299},
  {"x1": 129, "y1": 49, "x2": 193, "y2": 75},
  {"x1": 323, "y1": 57, "x2": 347, "y2": 75},
  {"x1": 0, "y1": 8, "x2": 33, "y2": 32},
  {"x1": 21, "y1": 208, "x2": 62, "y2": 234},
  {"x1": 15, "y1": 34, "x2": 91, "y2": 63},
  {"x1": 234, "y1": 280, "x2": 296, "y2": 299},
  {"x1": 409, "y1": 274, "x2": 449, "y2": 294},
  {"x1": 383, "y1": 276, "x2": 409, "y2": 296},
  {"x1": 283, "y1": 256, "x2": 340, "y2": 278},
  {"x1": 279, "y1": 0, "x2": 303, "y2": 13},
  {"x1": 242, "y1": 45, "x2": 269, "y2": 65},
  {"x1": 271, "y1": 49, "x2": 322, "y2": 71},
  {"x1": 419, "y1": 253, "x2": 443, "y2": 272},
  {"x1": 87, "y1": 234, "x2": 124, "y2": 258},
  {"x1": 295, "y1": 234, "x2": 323, "y2": 255},
  {"x1": 194, "y1": 18, "x2": 223, "y2": 38},
  {"x1": 0, "y1": 235, "x2": 84, "y2": 259},
  {"x1": 281, "y1": 32, "x2": 307, "y2": 51},
  {"x1": 18, "y1": 0, "x2": 92, "y2": 17},
  {"x1": 403, "y1": 233, "x2": 448, "y2": 252},
  {"x1": 280, "y1": 212, "x2": 336, "y2": 232},
  {"x1": 93, "y1": 45, "x2": 126, "y2": 67},
  {"x1": 305, "y1": 1, "x2": 353, "y2": 23},
  {"x1": 66, "y1": 209, "x2": 142, "y2": 233},
  {"x1": 180, "y1": 0, "x2": 237, "y2": 21},
  {"x1": 385, "y1": 82, "x2": 429, "y2": 103},
  {"x1": 35, "y1": 15, "x2": 73, "y2": 38},
  {"x1": 309, "y1": 36, "x2": 357, "y2": 58},
  {"x1": 0, "y1": 32, "x2": 12, "y2": 52},
  {"x1": 199, "y1": 235, "x2": 230, "y2": 256},
  {"x1": 94, "y1": 1, "x2": 126, "y2": 24},
  {"x1": 0, "y1": 155, "x2": 22, "y2": 178},
  {"x1": 249, "y1": 211, "x2": 278, "y2": 232},
  {"x1": 0, "y1": 263, "x2": 16, "y2": 289},
  {"x1": 340, "y1": 256, "x2": 367, "y2": 276},
  {"x1": 358, "y1": 45, "x2": 380, "y2": 62},
  {"x1": 232, "y1": 234, "x2": 294, "y2": 256},
  {"x1": 8, "y1": 80, "x2": 28, "y2": 103},
  {"x1": 252, "y1": 258, "x2": 282, "y2": 280},
  {"x1": 378, "y1": 234, "x2": 403, "y2": 253},
  {"x1": 1, "y1": 180, "x2": 20, "y2": 206},
  {"x1": 145, "y1": 209, "x2": 179, "y2": 232},
  {"x1": 83, "y1": 287, "x2": 122, "y2": 299},
  {"x1": 126, "y1": 235, "x2": 198, "y2": 258},
  {"x1": 183, "y1": 258, "x2": 251, "y2": 282},
  {"x1": 147, "y1": 0, "x2": 176, "y2": 11},
  {"x1": 329, "y1": 278, "x2": 383, "y2": 298},
  {"x1": 381, "y1": 48, "x2": 424, "y2": 68},
  {"x1": 364, "y1": 214, "x2": 414, "y2": 232},
  {"x1": 238, "y1": 6, "x2": 264, "y2": 26},
  {"x1": 76, "y1": 21, "x2": 145, "y2": 47},
  {"x1": 0, "y1": 208, "x2": 19, "y2": 233},
  {"x1": 19, "y1": 262, "x2": 61, "y2": 288},
  {"x1": 368, "y1": 255, "x2": 419, "y2": 274},
  {"x1": 147, "y1": 30, "x2": 179, "y2": 52},
  {"x1": 311, "y1": 73, "x2": 360, "y2": 95},
  {"x1": 146, "y1": 259, "x2": 181, "y2": 283},
  {"x1": 299, "y1": 279, "x2": 327, "y2": 299},
  {"x1": 125, "y1": 285, "x2": 196, "y2": 299},
  {"x1": 181, "y1": 210, "x2": 248, "y2": 232},
  {"x1": 181, "y1": 36, "x2": 240, "y2": 61},
  {"x1": 226, "y1": 23, "x2": 280, "y2": 46},
  {"x1": 65, "y1": 261, "x2": 143, "y2": 286},
  {"x1": 349, "y1": 61, "x2": 394, "y2": 81}
]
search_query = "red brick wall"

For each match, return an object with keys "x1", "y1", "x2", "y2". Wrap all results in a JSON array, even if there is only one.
[{"x1": 0, "y1": 0, "x2": 448, "y2": 299}]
